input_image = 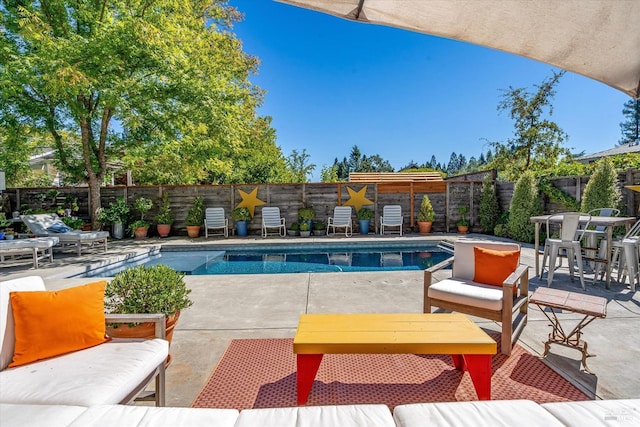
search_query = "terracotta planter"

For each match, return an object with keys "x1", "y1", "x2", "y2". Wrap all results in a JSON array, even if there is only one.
[
  {"x1": 134, "y1": 226, "x2": 149, "y2": 240},
  {"x1": 157, "y1": 224, "x2": 171, "y2": 237},
  {"x1": 186, "y1": 225, "x2": 201, "y2": 238},
  {"x1": 417, "y1": 221, "x2": 433, "y2": 234},
  {"x1": 457, "y1": 225, "x2": 469, "y2": 233},
  {"x1": 106, "y1": 311, "x2": 180, "y2": 366}
]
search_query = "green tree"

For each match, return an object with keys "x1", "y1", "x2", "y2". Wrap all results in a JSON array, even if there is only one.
[
  {"x1": 0, "y1": 0, "x2": 270, "y2": 228},
  {"x1": 285, "y1": 149, "x2": 316, "y2": 183},
  {"x1": 619, "y1": 99, "x2": 640, "y2": 146},
  {"x1": 320, "y1": 165, "x2": 339, "y2": 182},
  {"x1": 507, "y1": 170, "x2": 541, "y2": 243},
  {"x1": 489, "y1": 71, "x2": 569, "y2": 181},
  {"x1": 580, "y1": 158, "x2": 621, "y2": 213},
  {"x1": 479, "y1": 174, "x2": 500, "y2": 234}
]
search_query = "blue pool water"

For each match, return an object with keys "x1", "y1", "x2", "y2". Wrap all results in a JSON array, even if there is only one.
[{"x1": 84, "y1": 243, "x2": 451, "y2": 276}]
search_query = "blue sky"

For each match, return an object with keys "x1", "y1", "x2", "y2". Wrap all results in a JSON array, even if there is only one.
[{"x1": 229, "y1": 0, "x2": 630, "y2": 181}]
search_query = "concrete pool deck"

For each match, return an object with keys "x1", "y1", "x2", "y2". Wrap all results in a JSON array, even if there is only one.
[{"x1": 1, "y1": 232, "x2": 639, "y2": 407}]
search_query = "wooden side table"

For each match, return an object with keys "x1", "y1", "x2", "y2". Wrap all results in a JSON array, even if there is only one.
[{"x1": 530, "y1": 287, "x2": 607, "y2": 374}]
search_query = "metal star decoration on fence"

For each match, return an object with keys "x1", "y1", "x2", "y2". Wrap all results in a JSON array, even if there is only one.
[
  {"x1": 236, "y1": 187, "x2": 266, "y2": 217},
  {"x1": 343, "y1": 186, "x2": 374, "y2": 212}
]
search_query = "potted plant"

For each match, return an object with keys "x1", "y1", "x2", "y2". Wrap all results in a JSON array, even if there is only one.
[
  {"x1": 231, "y1": 207, "x2": 251, "y2": 237},
  {"x1": 97, "y1": 197, "x2": 130, "y2": 239},
  {"x1": 456, "y1": 205, "x2": 470, "y2": 233},
  {"x1": 156, "y1": 192, "x2": 174, "y2": 238},
  {"x1": 288, "y1": 221, "x2": 300, "y2": 237},
  {"x1": 298, "y1": 207, "x2": 316, "y2": 230},
  {"x1": 313, "y1": 220, "x2": 326, "y2": 236},
  {"x1": 356, "y1": 207, "x2": 374, "y2": 234},
  {"x1": 0, "y1": 213, "x2": 11, "y2": 240},
  {"x1": 185, "y1": 196, "x2": 205, "y2": 238},
  {"x1": 417, "y1": 195, "x2": 436, "y2": 234},
  {"x1": 129, "y1": 196, "x2": 153, "y2": 239},
  {"x1": 104, "y1": 264, "x2": 193, "y2": 365},
  {"x1": 299, "y1": 220, "x2": 311, "y2": 237}
]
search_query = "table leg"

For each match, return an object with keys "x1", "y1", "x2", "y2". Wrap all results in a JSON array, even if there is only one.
[
  {"x1": 451, "y1": 354, "x2": 492, "y2": 400},
  {"x1": 535, "y1": 222, "x2": 541, "y2": 277},
  {"x1": 296, "y1": 354, "x2": 323, "y2": 405},
  {"x1": 605, "y1": 226, "x2": 613, "y2": 289}
]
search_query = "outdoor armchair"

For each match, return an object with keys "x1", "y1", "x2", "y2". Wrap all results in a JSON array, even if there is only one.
[
  {"x1": 424, "y1": 239, "x2": 529, "y2": 355},
  {"x1": 327, "y1": 206, "x2": 353, "y2": 237},
  {"x1": 261, "y1": 207, "x2": 286, "y2": 238},
  {"x1": 379, "y1": 205, "x2": 403, "y2": 236},
  {"x1": 204, "y1": 208, "x2": 229, "y2": 238}
]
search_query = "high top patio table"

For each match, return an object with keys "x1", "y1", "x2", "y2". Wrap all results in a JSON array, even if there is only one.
[
  {"x1": 530, "y1": 214, "x2": 637, "y2": 289},
  {"x1": 293, "y1": 313, "x2": 496, "y2": 404}
]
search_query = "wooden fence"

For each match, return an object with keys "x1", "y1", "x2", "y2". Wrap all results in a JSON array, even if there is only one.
[{"x1": 2, "y1": 168, "x2": 638, "y2": 236}]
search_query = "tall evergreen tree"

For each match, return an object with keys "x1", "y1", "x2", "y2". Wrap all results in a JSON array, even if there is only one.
[{"x1": 619, "y1": 99, "x2": 640, "y2": 145}]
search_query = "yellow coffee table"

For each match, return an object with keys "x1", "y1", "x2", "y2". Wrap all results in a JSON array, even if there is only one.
[{"x1": 293, "y1": 313, "x2": 497, "y2": 404}]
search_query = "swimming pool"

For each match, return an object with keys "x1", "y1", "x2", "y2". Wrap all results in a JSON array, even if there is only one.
[{"x1": 83, "y1": 242, "x2": 452, "y2": 276}]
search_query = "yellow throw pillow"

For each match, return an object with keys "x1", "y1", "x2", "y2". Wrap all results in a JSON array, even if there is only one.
[
  {"x1": 9, "y1": 281, "x2": 108, "y2": 368},
  {"x1": 473, "y1": 247, "x2": 520, "y2": 288}
]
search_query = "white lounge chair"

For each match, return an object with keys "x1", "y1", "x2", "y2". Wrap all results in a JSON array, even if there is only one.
[
  {"x1": 204, "y1": 208, "x2": 229, "y2": 238},
  {"x1": 261, "y1": 207, "x2": 285, "y2": 238},
  {"x1": 0, "y1": 237, "x2": 59, "y2": 269},
  {"x1": 20, "y1": 214, "x2": 108, "y2": 256},
  {"x1": 327, "y1": 206, "x2": 353, "y2": 237},
  {"x1": 380, "y1": 205, "x2": 403, "y2": 236}
]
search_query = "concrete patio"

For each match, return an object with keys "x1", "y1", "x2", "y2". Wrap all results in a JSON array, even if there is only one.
[{"x1": 2, "y1": 233, "x2": 639, "y2": 407}]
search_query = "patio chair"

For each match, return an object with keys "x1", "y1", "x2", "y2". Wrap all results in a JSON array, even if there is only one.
[
  {"x1": 584, "y1": 207, "x2": 620, "y2": 269},
  {"x1": 204, "y1": 208, "x2": 229, "y2": 238},
  {"x1": 379, "y1": 205, "x2": 403, "y2": 236},
  {"x1": 327, "y1": 206, "x2": 353, "y2": 237},
  {"x1": 0, "y1": 237, "x2": 59, "y2": 269},
  {"x1": 424, "y1": 239, "x2": 529, "y2": 355},
  {"x1": 20, "y1": 214, "x2": 109, "y2": 256},
  {"x1": 539, "y1": 212, "x2": 591, "y2": 290},
  {"x1": 261, "y1": 207, "x2": 286, "y2": 238},
  {"x1": 602, "y1": 218, "x2": 640, "y2": 291}
]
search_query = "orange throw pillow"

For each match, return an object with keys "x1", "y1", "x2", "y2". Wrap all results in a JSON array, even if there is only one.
[
  {"x1": 9, "y1": 281, "x2": 108, "y2": 368},
  {"x1": 473, "y1": 247, "x2": 520, "y2": 287}
]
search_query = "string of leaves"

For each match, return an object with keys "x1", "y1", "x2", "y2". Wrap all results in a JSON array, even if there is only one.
[{"x1": 538, "y1": 177, "x2": 580, "y2": 211}]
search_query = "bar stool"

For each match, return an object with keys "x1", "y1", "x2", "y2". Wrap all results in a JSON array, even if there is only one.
[{"x1": 540, "y1": 212, "x2": 591, "y2": 290}]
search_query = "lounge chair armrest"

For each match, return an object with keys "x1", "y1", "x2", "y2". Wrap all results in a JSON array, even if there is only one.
[
  {"x1": 105, "y1": 313, "x2": 166, "y2": 339},
  {"x1": 425, "y1": 256, "x2": 455, "y2": 274}
]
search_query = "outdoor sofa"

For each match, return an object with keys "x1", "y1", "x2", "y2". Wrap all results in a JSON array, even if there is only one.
[
  {"x1": 0, "y1": 276, "x2": 167, "y2": 410},
  {"x1": 1, "y1": 399, "x2": 639, "y2": 427}
]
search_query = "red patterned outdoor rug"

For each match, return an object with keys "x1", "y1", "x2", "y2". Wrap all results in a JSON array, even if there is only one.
[{"x1": 192, "y1": 336, "x2": 589, "y2": 410}]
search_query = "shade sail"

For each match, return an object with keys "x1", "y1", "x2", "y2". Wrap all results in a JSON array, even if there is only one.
[{"x1": 276, "y1": 0, "x2": 640, "y2": 99}]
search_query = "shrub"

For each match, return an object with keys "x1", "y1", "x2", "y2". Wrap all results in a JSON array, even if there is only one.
[
  {"x1": 185, "y1": 196, "x2": 205, "y2": 226},
  {"x1": 507, "y1": 170, "x2": 541, "y2": 243},
  {"x1": 356, "y1": 207, "x2": 374, "y2": 220},
  {"x1": 156, "y1": 192, "x2": 174, "y2": 225},
  {"x1": 298, "y1": 207, "x2": 316, "y2": 221},
  {"x1": 98, "y1": 197, "x2": 130, "y2": 224},
  {"x1": 479, "y1": 175, "x2": 500, "y2": 234},
  {"x1": 456, "y1": 206, "x2": 469, "y2": 227},
  {"x1": 580, "y1": 157, "x2": 621, "y2": 213},
  {"x1": 417, "y1": 195, "x2": 435, "y2": 222},
  {"x1": 231, "y1": 207, "x2": 251, "y2": 221},
  {"x1": 105, "y1": 265, "x2": 193, "y2": 317}
]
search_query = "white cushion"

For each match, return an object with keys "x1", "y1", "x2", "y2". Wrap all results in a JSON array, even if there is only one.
[
  {"x1": 393, "y1": 400, "x2": 566, "y2": 427},
  {"x1": 67, "y1": 405, "x2": 239, "y2": 427},
  {"x1": 428, "y1": 277, "x2": 504, "y2": 311},
  {"x1": 235, "y1": 404, "x2": 395, "y2": 427},
  {"x1": 0, "y1": 403, "x2": 88, "y2": 427},
  {"x1": 0, "y1": 276, "x2": 46, "y2": 370},
  {"x1": 55, "y1": 231, "x2": 109, "y2": 241},
  {"x1": 0, "y1": 339, "x2": 168, "y2": 406},
  {"x1": 452, "y1": 239, "x2": 520, "y2": 280},
  {"x1": 542, "y1": 399, "x2": 640, "y2": 426}
]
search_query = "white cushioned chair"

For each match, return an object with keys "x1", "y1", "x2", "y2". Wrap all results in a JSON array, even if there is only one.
[{"x1": 424, "y1": 239, "x2": 529, "y2": 355}]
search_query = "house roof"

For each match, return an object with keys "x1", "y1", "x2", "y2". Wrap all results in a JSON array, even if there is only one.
[{"x1": 576, "y1": 142, "x2": 640, "y2": 163}]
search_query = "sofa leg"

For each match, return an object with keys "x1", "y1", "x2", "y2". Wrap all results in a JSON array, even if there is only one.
[{"x1": 156, "y1": 363, "x2": 166, "y2": 407}]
